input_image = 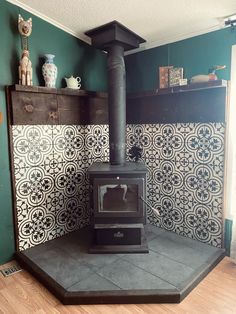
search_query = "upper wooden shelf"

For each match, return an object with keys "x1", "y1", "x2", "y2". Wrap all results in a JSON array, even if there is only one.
[
  {"x1": 6, "y1": 85, "x2": 108, "y2": 125},
  {"x1": 9, "y1": 79, "x2": 227, "y2": 99},
  {"x1": 127, "y1": 80, "x2": 227, "y2": 99},
  {"x1": 126, "y1": 80, "x2": 227, "y2": 124},
  {"x1": 6, "y1": 80, "x2": 227, "y2": 125},
  {"x1": 8, "y1": 84, "x2": 107, "y2": 98}
]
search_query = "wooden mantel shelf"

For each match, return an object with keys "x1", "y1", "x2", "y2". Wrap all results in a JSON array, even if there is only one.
[
  {"x1": 6, "y1": 85, "x2": 108, "y2": 125},
  {"x1": 8, "y1": 84, "x2": 107, "y2": 98},
  {"x1": 127, "y1": 80, "x2": 227, "y2": 99},
  {"x1": 9, "y1": 79, "x2": 227, "y2": 99},
  {"x1": 126, "y1": 79, "x2": 227, "y2": 124},
  {"x1": 6, "y1": 80, "x2": 227, "y2": 126}
]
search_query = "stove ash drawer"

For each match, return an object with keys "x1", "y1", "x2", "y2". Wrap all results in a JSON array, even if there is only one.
[{"x1": 95, "y1": 224, "x2": 142, "y2": 245}]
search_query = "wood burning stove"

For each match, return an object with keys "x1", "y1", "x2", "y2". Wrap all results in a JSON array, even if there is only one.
[
  {"x1": 88, "y1": 162, "x2": 148, "y2": 253},
  {"x1": 86, "y1": 21, "x2": 148, "y2": 253}
]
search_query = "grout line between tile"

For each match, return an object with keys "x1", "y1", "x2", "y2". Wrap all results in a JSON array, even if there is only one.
[{"x1": 119, "y1": 255, "x2": 179, "y2": 290}]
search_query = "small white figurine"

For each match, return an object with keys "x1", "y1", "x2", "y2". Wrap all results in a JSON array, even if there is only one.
[{"x1": 19, "y1": 50, "x2": 33, "y2": 86}]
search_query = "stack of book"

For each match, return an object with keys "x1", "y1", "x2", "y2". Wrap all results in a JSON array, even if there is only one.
[{"x1": 159, "y1": 66, "x2": 185, "y2": 88}]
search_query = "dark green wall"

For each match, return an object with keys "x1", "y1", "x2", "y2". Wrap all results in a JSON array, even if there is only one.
[
  {"x1": 125, "y1": 28, "x2": 236, "y2": 93},
  {"x1": 0, "y1": 0, "x2": 107, "y2": 264},
  {"x1": 224, "y1": 219, "x2": 233, "y2": 256}
]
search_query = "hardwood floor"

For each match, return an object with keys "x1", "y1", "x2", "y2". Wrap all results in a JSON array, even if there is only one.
[{"x1": 0, "y1": 257, "x2": 235, "y2": 314}]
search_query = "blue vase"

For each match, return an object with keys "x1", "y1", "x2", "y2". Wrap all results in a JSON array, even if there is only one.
[{"x1": 42, "y1": 54, "x2": 57, "y2": 88}]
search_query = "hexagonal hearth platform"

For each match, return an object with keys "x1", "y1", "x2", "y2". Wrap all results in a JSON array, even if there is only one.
[{"x1": 16, "y1": 224, "x2": 225, "y2": 304}]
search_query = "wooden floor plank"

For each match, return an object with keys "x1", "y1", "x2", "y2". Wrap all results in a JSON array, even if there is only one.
[{"x1": 0, "y1": 257, "x2": 235, "y2": 314}]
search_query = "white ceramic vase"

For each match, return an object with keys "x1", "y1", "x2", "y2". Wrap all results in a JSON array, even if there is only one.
[{"x1": 42, "y1": 54, "x2": 57, "y2": 88}]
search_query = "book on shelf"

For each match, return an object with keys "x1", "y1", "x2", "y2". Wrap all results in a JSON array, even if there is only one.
[
  {"x1": 168, "y1": 67, "x2": 184, "y2": 87},
  {"x1": 159, "y1": 66, "x2": 173, "y2": 89}
]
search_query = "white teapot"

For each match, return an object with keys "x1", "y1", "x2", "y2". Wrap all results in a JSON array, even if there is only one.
[{"x1": 65, "y1": 75, "x2": 81, "y2": 89}]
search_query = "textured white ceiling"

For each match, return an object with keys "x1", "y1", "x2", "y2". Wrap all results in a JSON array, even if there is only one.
[{"x1": 7, "y1": 0, "x2": 236, "y2": 53}]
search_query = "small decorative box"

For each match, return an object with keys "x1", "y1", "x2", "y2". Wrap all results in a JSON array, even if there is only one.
[
  {"x1": 179, "y1": 78, "x2": 188, "y2": 86},
  {"x1": 168, "y1": 67, "x2": 184, "y2": 87}
]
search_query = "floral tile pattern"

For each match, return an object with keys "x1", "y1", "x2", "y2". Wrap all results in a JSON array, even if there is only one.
[
  {"x1": 12, "y1": 122, "x2": 224, "y2": 250},
  {"x1": 126, "y1": 122, "x2": 225, "y2": 247},
  {"x1": 53, "y1": 125, "x2": 85, "y2": 162},
  {"x1": 13, "y1": 124, "x2": 110, "y2": 250},
  {"x1": 13, "y1": 125, "x2": 52, "y2": 167},
  {"x1": 85, "y1": 125, "x2": 109, "y2": 159}
]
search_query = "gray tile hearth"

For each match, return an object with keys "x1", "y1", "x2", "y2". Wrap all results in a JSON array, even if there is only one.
[
  {"x1": 148, "y1": 234, "x2": 210, "y2": 268},
  {"x1": 97, "y1": 258, "x2": 176, "y2": 290},
  {"x1": 25, "y1": 246, "x2": 94, "y2": 288},
  {"x1": 17, "y1": 224, "x2": 225, "y2": 304},
  {"x1": 68, "y1": 273, "x2": 121, "y2": 292},
  {"x1": 122, "y1": 250, "x2": 194, "y2": 288}
]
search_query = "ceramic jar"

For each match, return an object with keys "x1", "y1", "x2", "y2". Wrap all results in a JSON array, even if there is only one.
[{"x1": 42, "y1": 54, "x2": 57, "y2": 88}]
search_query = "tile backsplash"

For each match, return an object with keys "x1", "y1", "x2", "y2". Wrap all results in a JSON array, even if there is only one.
[
  {"x1": 12, "y1": 122, "x2": 225, "y2": 250},
  {"x1": 127, "y1": 123, "x2": 224, "y2": 248}
]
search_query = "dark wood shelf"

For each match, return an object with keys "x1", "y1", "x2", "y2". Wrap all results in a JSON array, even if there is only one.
[
  {"x1": 127, "y1": 80, "x2": 227, "y2": 99},
  {"x1": 6, "y1": 85, "x2": 108, "y2": 125},
  {"x1": 9, "y1": 84, "x2": 107, "y2": 98},
  {"x1": 6, "y1": 80, "x2": 227, "y2": 126},
  {"x1": 126, "y1": 80, "x2": 227, "y2": 124},
  {"x1": 9, "y1": 80, "x2": 227, "y2": 99}
]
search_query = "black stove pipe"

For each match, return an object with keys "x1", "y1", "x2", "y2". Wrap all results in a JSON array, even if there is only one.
[
  {"x1": 85, "y1": 21, "x2": 145, "y2": 165},
  {"x1": 107, "y1": 44, "x2": 126, "y2": 165}
]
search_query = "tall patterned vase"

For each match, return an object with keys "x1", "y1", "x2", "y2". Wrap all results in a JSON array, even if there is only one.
[{"x1": 42, "y1": 54, "x2": 57, "y2": 88}]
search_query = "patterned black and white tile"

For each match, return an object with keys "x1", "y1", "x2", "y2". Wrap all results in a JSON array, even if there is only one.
[
  {"x1": 126, "y1": 124, "x2": 153, "y2": 158},
  {"x1": 13, "y1": 125, "x2": 52, "y2": 168},
  {"x1": 18, "y1": 205, "x2": 57, "y2": 249},
  {"x1": 147, "y1": 123, "x2": 225, "y2": 247},
  {"x1": 53, "y1": 125, "x2": 85, "y2": 163},
  {"x1": 13, "y1": 125, "x2": 90, "y2": 250},
  {"x1": 84, "y1": 125, "x2": 109, "y2": 160},
  {"x1": 12, "y1": 122, "x2": 225, "y2": 250},
  {"x1": 153, "y1": 124, "x2": 184, "y2": 161},
  {"x1": 185, "y1": 123, "x2": 224, "y2": 164},
  {"x1": 126, "y1": 124, "x2": 155, "y2": 200}
]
